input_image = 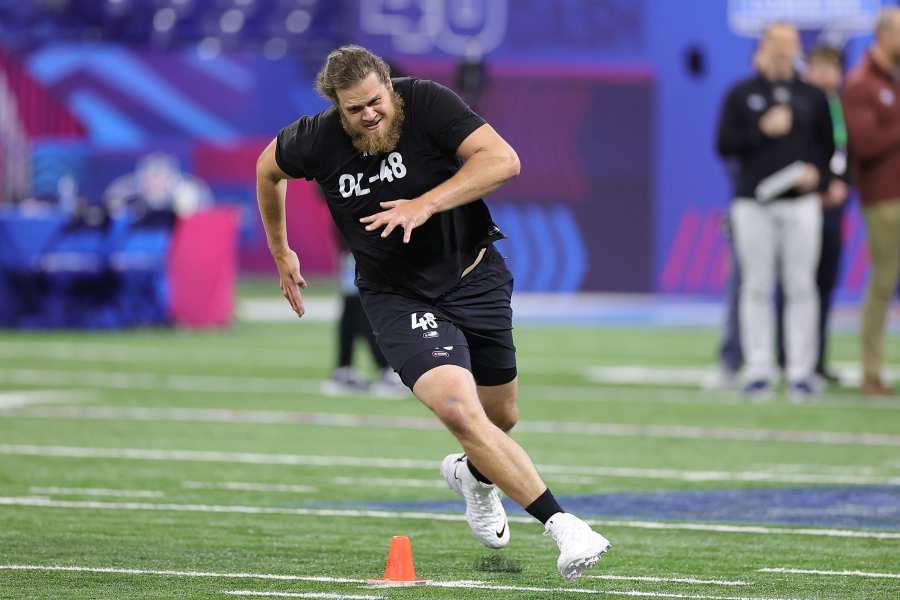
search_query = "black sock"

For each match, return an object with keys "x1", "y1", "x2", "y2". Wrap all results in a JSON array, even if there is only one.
[
  {"x1": 525, "y1": 488, "x2": 564, "y2": 525},
  {"x1": 465, "y1": 457, "x2": 493, "y2": 485}
]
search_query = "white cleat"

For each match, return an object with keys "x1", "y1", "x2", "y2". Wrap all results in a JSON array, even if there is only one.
[
  {"x1": 544, "y1": 512, "x2": 611, "y2": 581},
  {"x1": 441, "y1": 453, "x2": 509, "y2": 549}
]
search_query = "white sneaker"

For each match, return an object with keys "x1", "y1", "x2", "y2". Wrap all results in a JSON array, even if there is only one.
[
  {"x1": 321, "y1": 367, "x2": 371, "y2": 396},
  {"x1": 544, "y1": 512, "x2": 610, "y2": 581},
  {"x1": 702, "y1": 366, "x2": 741, "y2": 390},
  {"x1": 441, "y1": 453, "x2": 509, "y2": 549}
]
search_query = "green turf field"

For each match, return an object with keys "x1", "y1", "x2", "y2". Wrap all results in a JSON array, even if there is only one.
[{"x1": 1, "y1": 290, "x2": 899, "y2": 599}]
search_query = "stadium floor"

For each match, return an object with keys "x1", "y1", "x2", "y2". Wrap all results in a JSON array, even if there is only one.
[{"x1": 1, "y1": 291, "x2": 899, "y2": 599}]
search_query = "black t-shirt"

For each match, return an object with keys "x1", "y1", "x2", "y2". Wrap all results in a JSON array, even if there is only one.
[{"x1": 275, "y1": 77, "x2": 504, "y2": 299}]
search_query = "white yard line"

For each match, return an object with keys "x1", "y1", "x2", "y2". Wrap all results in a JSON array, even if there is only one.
[
  {"x1": 184, "y1": 477, "x2": 444, "y2": 492},
  {"x1": 585, "y1": 366, "x2": 714, "y2": 386},
  {"x1": 0, "y1": 444, "x2": 437, "y2": 469},
  {"x1": 3, "y1": 338, "x2": 898, "y2": 389},
  {"x1": 330, "y1": 476, "x2": 447, "y2": 489},
  {"x1": 0, "y1": 564, "x2": 363, "y2": 583},
  {"x1": 0, "y1": 565, "x2": 805, "y2": 599},
  {"x1": 0, "y1": 368, "x2": 324, "y2": 396},
  {"x1": 29, "y1": 487, "x2": 163, "y2": 498},
  {"x1": 759, "y1": 567, "x2": 900, "y2": 579},
  {"x1": 238, "y1": 297, "x2": 338, "y2": 323},
  {"x1": 0, "y1": 390, "x2": 90, "y2": 409},
  {"x1": 1, "y1": 497, "x2": 898, "y2": 540},
  {"x1": 585, "y1": 576, "x2": 750, "y2": 586},
  {"x1": 0, "y1": 343, "x2": 328, "y2": 369},
  {"x1": 4, "y1": 363, "x2": 898, "y2": 412},
  {"x1": 183, "y1": 482, "x2": 316, "y2": 493},
  {"x1": 2, "y1": 444, "x2": 899, "y2": 487},
  {"x1": 0, "y1": 366, "x2": 594, "y2": 401},
  {"x1": 11, "y1": 404, "x2": 900, "y2": 447},
  {"x1": 584, "y1": 363, "x2": 900, "y2": 389},
  {"x1": 423, "y1": 580, "x2": 804, "y2": 599},
  {"x1": 225, "y1": 593, "x2": 382, "y2": 600}
]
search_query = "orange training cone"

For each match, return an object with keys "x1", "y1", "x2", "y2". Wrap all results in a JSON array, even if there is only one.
[{"x1": 367, "y1": 535, "x2": 431, "y2": 586}]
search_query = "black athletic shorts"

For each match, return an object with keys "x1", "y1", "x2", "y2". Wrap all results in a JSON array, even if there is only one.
[{"x1": 359, "y1": 245, "x2": 517, "y2": 389}]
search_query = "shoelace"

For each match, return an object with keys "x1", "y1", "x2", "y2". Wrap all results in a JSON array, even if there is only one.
[
  {"x1": 543, "y1": 525, "x2": 565, "y2": 548},
  {"x1": 544, "y1": 519, "x2": 583, "y2": 548}
]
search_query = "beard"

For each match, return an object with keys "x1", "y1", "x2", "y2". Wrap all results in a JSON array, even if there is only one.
[{"x1": 340, "y1": 91, "x2": 405, "y2": 155}]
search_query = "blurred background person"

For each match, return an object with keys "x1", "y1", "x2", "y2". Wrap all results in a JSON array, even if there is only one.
[
  {"x1": 707, "y1": 45, "x2": 766, "y2": 390},
  {"x1": 104, "y1": 152, "x2": 212, "y2": 224},
  {"x1": 843, "y1": 7, "x2": 900, "y2": 397},
  {"x1": 802, "y1": 44, "x2": 851, "y2": 385},
  {"x1": 715, "y1": 42, "x2": 852, "y2": 391},
  {"x1": 455, "y1": 40, "x2": 489, "y2": 113},
  {"x1": 323, "y1": 233, "x2": 406, "y2": 397},
  {"x1": 716, "y1": 23, "x2": 834, "y2": 400}
]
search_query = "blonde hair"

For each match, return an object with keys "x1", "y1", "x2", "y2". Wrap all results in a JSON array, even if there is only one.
[{"x1": 315, "y1": 45, "x2": 391, "y2": 104}]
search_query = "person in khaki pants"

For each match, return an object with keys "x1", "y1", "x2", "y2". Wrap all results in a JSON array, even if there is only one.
[{"x1": 843, "y1": 8, "x2": 900, "y2": 396}]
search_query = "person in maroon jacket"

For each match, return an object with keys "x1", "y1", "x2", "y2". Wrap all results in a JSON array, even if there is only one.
[{"x1": 843, "y1": 7, "x2": 900, "y2": 396}]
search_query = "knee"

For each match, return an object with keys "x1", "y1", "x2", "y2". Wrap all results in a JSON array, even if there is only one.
[
  {"x1": 741, "y1": 274, "x2": 773, "y2": 300},
  {"x1": 489, "y1": 401, "x2": 518, "y2": 432},
  {"x1": 742, "y1": 285, "x2": 771, "y2": 303},
  {"x1": 432, "y1": 395, "x2": 492, "y2": 440},
  {"x1": 783, "y1": 277, "x2": 816, "y2": 299}
]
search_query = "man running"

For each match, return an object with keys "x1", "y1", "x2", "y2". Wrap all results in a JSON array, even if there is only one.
[{"x1": 256, "y1": 45, "x2": 610, "y2": 581}]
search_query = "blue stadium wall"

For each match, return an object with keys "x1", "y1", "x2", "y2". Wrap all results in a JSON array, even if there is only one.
[{"x1": 13, "y1": 0, "x2": 883, "y2": 295}]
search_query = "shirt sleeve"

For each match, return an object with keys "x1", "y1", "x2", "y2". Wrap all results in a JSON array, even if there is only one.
[
  {"x1": 275, "y1": 116, "x2": 317, "y2": 180},
  {"x1": 811, "y1": 88, "x2": 835, "y2": 192},
  {"x1": 412, "y1": 79, "x2": 486, "y2": 156},
  {"x1": 715, "y1": 85, "x2": 764, "y2": 158},
  {"x1": 843, "y1": 80, "x2": 900, "y2": 162}
]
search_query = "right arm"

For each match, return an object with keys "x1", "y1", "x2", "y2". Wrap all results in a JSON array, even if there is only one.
[
  {"x1": 716, "y1": 88, "x2": 761, "y2": 158},
  {"x1": 256, "y1": 137, "x2": 307, "y2": 317}
]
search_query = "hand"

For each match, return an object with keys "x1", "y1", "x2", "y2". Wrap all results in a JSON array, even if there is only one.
[
  {"x1": 823, "y1": 179, "x2": 849, "y2": 208},
  {"x1": 797, "y1": 163, "x2": 820, "y2": 193},
  {"x1": 359, "y1": 199, "x2": 434, "y2": 244},
  {"x1": 273, "y1": 248, "x2": 308, "y2": 317},
  {"x1": 759, "y1": 105, "x2": 793, "y2": 137}
]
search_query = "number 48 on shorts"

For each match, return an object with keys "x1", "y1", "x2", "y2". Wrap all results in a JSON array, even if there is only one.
[{"x1": 411, "y1": 312, "x2": 438, "y2": 331}]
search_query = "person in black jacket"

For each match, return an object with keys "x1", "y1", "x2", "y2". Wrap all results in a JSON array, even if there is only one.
[{"x1": 716, "y1": 23, "x2": 835, "y2": 400}]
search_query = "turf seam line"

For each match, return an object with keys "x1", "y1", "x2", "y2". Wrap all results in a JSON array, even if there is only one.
[
  {"x1": 1, "y1": 497, "x2": 898, "y2": 540},
  {"x1": 758, "y1": 567, "x2": 900, "y2": 579},
  {"x1": 584, "y1": 576, "x2": 750, "y2": 586},
  {"x1": 0, "y1": 565, "x2": 364, "y2": 582},
  {"x1": 0, "y1": 566, "x2": 809, "y2": 599},
  {"x1": 182, "y1": 481, "x2": 317, "y2": 493},
  {"x1": 29, "y1": 486, "x2": 164, "y2": 498},
  {"x1": 224, "y1": 592, "x2": 382, "y2": 599}
]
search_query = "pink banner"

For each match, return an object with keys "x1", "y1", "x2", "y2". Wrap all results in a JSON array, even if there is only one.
[{"x1": 168, "y1": 207, "x2": 240, "y2": 328}]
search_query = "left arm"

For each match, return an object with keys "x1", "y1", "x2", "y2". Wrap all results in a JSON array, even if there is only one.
[
  {"x1": 360, "y1": 124, "x2": 520, "y2": 243},
  {"x1": 812, "y1": 90, "x2": 835, "y2": 192},
  {"x1": 420, "y1": 123, "x2": 520, "y2": 212},
  {"x1": 797, "y1": 89, "x2": 835, "y2": 195}
]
